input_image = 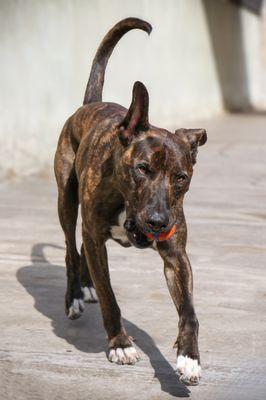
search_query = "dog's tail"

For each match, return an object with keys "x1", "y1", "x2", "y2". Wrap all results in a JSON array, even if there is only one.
[{"x1": 83, "y1": 18, "x2": 152, "y2": 105}]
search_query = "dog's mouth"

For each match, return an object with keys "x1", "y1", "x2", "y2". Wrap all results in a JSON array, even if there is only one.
[
  {"x1": 124, "y1": 218, "x2": 176, "y2": 247},
  {"x1": 144, "y1": 224, "x2": 176, "y2": 242},
  {"x1": 124, "y1": 218, "x2": 153, "y2": 249}
]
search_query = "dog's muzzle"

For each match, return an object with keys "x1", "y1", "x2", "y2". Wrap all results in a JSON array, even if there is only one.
[{"x1": 124, "y1": 219, "x2": 152, "y2": 249}]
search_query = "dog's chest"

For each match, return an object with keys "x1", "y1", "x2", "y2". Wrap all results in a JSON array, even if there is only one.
[{"x1": 110, "y1": 210, "x2": 130, "y2": 245}]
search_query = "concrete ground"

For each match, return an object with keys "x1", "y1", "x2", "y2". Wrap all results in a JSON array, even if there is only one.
[{"x1": 0, "y1": 115, "x2": 266, "y2": 400}]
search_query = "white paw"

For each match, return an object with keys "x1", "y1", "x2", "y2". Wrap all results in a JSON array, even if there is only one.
[
  {"x1": 108, "y1": 346, "x2": 141, "y2": 365},
  {"x1": 82, "y1": 286, "x2": 98, "y2": 303},
  {"x1": 68, "y1": 298, "x2": 85, "y2": 320},
  {"x1": 176, "y1": 355, "x2": 201, "y2": 385}
]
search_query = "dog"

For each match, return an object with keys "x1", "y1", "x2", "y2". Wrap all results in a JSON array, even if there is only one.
[{"x1": 54, "y1": 17, "x2": 207, "y2": 385}]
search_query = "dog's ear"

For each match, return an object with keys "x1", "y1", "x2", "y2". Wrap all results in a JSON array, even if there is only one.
[
  {"x1": 175, "y1": 128, "x2": 207, "y2": 164},
  {"x1": 118, "y1": 81, "x2": 149, "y2": 146}
]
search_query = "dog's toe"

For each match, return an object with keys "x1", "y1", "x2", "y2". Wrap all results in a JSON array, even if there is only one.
[
  {"x1": 176, "y1": 355, "x2": 201, "y2": 386},
  {"x1": 68, "y1": 298, "x2": 85, "y2": 320},
  {"x1": 108, "y1": 346, "x2": 140, "y2": 365},
  {"x1": 82, "y1": 286, "x2": 98, "y2": 303}
]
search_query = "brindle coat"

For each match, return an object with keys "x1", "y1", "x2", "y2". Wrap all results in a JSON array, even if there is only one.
[{"x1": 54, "y1": 18, "x2": 207, "y2": 385}]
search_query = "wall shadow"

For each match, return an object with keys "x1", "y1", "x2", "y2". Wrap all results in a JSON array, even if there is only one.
[
  {"x1": 16, "y1": 243, "x2": 190, "y2": 398},
  {"x1": 203, "y1": 0, "x2": 253, "y2": 112}
]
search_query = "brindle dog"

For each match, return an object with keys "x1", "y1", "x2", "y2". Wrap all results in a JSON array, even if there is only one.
[{"x1": 54, "y1": 18, "x2": 207, "y2": 385}]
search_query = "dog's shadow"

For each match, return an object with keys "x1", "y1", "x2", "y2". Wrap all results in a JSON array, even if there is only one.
[{"x1": 16, "y1": 243, "x2": 190, "y2": 398}]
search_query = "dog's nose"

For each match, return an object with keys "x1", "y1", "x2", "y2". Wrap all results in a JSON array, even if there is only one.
[{"x1": 146, "y1": 212, "x2": 169, "y2": 232}]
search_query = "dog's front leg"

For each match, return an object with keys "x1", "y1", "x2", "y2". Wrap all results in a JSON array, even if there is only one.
[
  {"x1": 82, "y1": 228, "x2": 140, "y2": 365},
  {"x1": 157, "y1": 237, "x2": 201, "y2": 385}
]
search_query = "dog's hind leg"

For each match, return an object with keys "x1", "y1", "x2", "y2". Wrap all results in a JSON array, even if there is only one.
[
  {"x1": 54, "y1": 125, "x2": 84, "y2": 319},
  {"x1": 80, "y1": 243, "x2": 98, "y2": 303},
  {"x1": 57, "y1": 169, "x2": 85, "y2": 319}
]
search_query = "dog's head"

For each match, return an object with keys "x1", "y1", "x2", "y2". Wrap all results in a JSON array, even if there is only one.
[{"x1": 115, "y1": 81, "x2": 207, "y2": 244}]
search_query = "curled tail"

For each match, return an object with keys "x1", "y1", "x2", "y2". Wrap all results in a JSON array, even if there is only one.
[{"x1": 83, "y1": 17, "x2": 152, "y2": 105}]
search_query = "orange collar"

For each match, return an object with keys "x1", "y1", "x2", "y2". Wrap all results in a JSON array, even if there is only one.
[{"x1": 145, "y1": 224, "x2": 176, "y2": 242}]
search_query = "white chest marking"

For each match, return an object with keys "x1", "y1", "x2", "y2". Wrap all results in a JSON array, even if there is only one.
[{"x1": 111, "y1": 210, "x2": 129, "y2": 244}]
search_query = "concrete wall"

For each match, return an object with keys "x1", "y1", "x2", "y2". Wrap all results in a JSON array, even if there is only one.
[{"x1": 0, "y1": 0, "x2": 263, "y2": 179}]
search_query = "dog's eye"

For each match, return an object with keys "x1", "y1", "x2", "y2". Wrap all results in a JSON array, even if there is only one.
[
  {"x1": 176, "y1": 174, "x2": 188, "y2": 185},
  {"x1": 136, "y1": 163, "x2": 150, "y2": 175}
]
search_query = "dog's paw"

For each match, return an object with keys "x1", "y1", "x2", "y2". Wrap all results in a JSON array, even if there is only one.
[
  {"x1": 108, "y1": 346, "x2": 140, "y2": 365},
  {"x1": 68, "y1": 298, "x2": 85, "y2": 320},
  {"x1": 82, "y1": 286, "x2": 98, "y2": 303},
  {"x1": 176, "y1": 355, "x2": 201, "y2": 385}
]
